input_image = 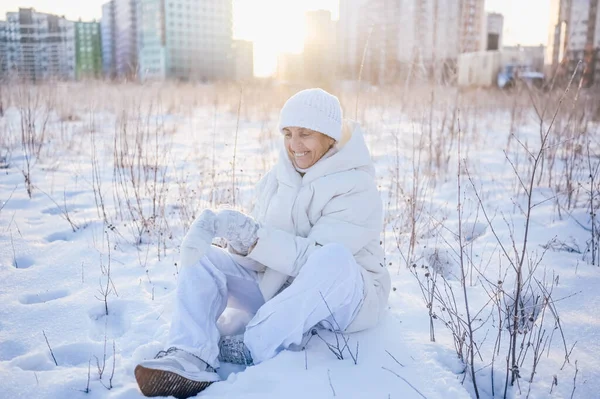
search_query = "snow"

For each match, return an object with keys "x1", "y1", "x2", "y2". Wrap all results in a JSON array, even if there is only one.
[{"x1": 0, "y1": 83, "x2": 598, "y2": 398}]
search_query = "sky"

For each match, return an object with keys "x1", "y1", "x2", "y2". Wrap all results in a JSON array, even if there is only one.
[{"x1": 0, "y1": 0, "x2": 551, "y2": 77}]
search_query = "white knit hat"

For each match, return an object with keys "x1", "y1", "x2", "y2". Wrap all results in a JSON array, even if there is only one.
[{"x1": 278, "y1": 88, "x2": 343, "y2": 141}]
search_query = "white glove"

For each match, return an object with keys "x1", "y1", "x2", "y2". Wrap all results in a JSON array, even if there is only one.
[
  {"x1": 180, "y1": 209, "x2": 217, "y2": 268},
  {"x1": 215, "y1": 209, "x2": 260, "y2": 256}
]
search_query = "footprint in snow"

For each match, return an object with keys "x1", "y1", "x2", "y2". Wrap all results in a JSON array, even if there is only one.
[
  {"x1": 44, "y1": 231, "x2": 74, "y2": 242},
  {"x1": 10, "y1": 341, "x2": 107, "y2": 371},
  {"x1": 18, "y1": 289, "x2": 70, "y2": 305},
  {"x1": 88, "y1": 301, "x2": 130, "y2": 342},
  {"x1": 461, "y1": 222, "x2": 487, "y2": 242},
  {"x1": 0, "y1": 339, "x2": 28, "y2": 361},
  {"x1": 12, "y1": 255, "x2": 35, "y2": 269}
]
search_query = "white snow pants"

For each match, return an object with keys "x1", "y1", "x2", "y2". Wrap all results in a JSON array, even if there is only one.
[{"x1": 167, "y1": 243, "x2": 364, "y2": 368}]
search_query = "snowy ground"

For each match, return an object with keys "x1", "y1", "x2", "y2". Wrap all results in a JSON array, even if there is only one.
[{"x1": 0, "y1": 83, "x2": 599, "y2": 398}]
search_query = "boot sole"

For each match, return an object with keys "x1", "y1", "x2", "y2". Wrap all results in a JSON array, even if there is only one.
[{"x1": 135, "y1": 364, "x2": 213, "y2": 398}]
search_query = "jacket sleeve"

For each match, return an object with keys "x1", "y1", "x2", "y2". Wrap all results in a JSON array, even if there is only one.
[{"x1": 247, "y1": 177, "x2": 382, "y2": 277}]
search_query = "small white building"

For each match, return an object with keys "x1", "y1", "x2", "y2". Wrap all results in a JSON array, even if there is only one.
[{"x1": 457, "y1": 48, "x2": 538, "y2": 87}]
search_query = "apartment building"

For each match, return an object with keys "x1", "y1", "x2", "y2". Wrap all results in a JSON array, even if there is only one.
[
  {"x1": 0, "y1": 8, "x2": 76, "y2": 81},
  {"x1": 459, "y1": 0, "x2": 485, "y2": 53},
  {"x1": 137, "y1": 0, "x2": 167, "y2": 81},
  {"x1": 163, "y1": 0, "x2": 233, "y2": 81},
  {"x1": 114, "y1": 0, "x2": 138, "y2": 78},
  {"x1": 101, "y1": 1, "x2": 116, "y2": 78},
  {"x1": 103, "y1": 0, "x2": 235, "y2": 81},
  {"x1": 0, "y1": 21, "x2": 7, "y2": 77},
  {"x1": 340, "y1": 0, "x2": 484, "y2": 84},
  {"x1": 75, "y1": 21, "x2": 102, "y2": 79},
  {"x1": 548, "y1": 0, "x2": 600, "y2": 86}
]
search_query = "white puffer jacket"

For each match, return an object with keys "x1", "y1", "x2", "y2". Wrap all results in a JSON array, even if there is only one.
[{"x1": 234, "y1": 121, "x2": 390, "y2": 333}]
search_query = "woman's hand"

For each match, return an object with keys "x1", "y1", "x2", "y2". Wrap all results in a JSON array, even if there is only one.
[
  {"x1": 215, "y1": 209, "x2": 260, "y2": 256},
  {"x1": 180, "y1": 209, "x2": 217, "y2": 267}
]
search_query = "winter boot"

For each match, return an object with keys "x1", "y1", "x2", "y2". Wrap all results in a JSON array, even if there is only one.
[
  {"x1": 135, "y1": 347, "x2": 220, "y2": 398},
  {"x1": 218, "y1": 334, "x2": 254, "y2": 365}
]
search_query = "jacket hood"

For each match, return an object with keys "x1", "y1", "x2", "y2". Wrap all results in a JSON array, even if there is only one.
[{"x1": 276, "y1": 120, "x2": 375, "y2": 186}]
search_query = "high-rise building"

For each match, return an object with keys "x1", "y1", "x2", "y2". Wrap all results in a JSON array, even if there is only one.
[
  {"x1": 486, "y1": 12, "x2": 504, "y2": 51},
  {"x1": 0, "y1": 8, "x2": 76, "y2": 81},
  {"x1": 114, "y1": 0, "x2": 138, "y2": 79},
  {"x1": 101, "y1": 1, "x2": 116, "y2": 78},
  {"x1": 0, "y1": 20, "x2": 8, "y2": 78},
  {"x1": 101, "y1": 0, "x2": 137, "y2": 79},
  {"x1": 548, "y1": 0, "x2": 599, "y2": 86},
  {"x1": 163, "y1": 0, "x2": 233, "y2": 81},
  {"x1": 75, "y1": 21, "x2": 102, "y2": 79},
  {"x1": 459, "y1": 0, "x2": 485, "y2": 53},
  {"x1": 232, "y1": 39, "x2": 253, "y2": 81},
  {"x1": 340, "y1": 0, "x2": 484, "y2": 84},
  {"x1": 103, "y1": 0, "x2": 235, "y2": 81},
  {"x1": 137, "y1": 0, "x2": 166, "y2": 81}
]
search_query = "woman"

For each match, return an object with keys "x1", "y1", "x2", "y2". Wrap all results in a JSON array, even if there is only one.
[{"x1": 135, "y1": 88, "x2": 391, "y2": 398}]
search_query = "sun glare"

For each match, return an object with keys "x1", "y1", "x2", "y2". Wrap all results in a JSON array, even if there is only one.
[{"x1": 233, "y1": 0, "x2": 339, "y2": 77}]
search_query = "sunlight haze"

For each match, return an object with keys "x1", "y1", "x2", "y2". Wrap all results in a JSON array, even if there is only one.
[{"x1": 0, "y1": 0, "x2": 550, "y2": 77}]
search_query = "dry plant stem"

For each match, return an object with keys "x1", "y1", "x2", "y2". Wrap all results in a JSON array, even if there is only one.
[
  {"x1": 386, "y1": 349, "x2": 405, "y2": 369},
  {"x1": 18, "y1": 85, "x2": 51, "y2": 198},
  {"x1": 95, "y1": 324, "x2": 107, "y2": 379},
  {"x1": 232, "y1": 86, "x2": 242, "y2": 207},
  {"x1": 508, "y1": 62, "x2": 581, "y2": 386},
  {"x1": 570, "y1": 360, "x2": 578, "y2": 399},
  {"x1": 457, "y1": 116, "x2": 480, "y2": 399},
  {"x1": 0, "y1": 185, "x2": 17, "y2": 214},
  {"x1": 10, "y1": 230, "x2": 17, "y2": 268},
  {"x1": 408, "y1": 265, "x2": 436, "y2": 342},
  {"x1": 211, "y1": 97, "x2": 218, "y2": 207},
  {"x1": 318, "y1": 292, "x2": 358, "y2": 364},
  {"x1": 304, "y1": 348, "x2": 308, "y2": 370},
  {"x1": 381, "y1": 367, "x2": 428, "y2": 399},
  {"x1": 100, "y1": 341, "x2": 116, "y2": 390},
  {"x1": 95, "y1": 230, "x2": 116, "y2": 316},
  {"x1": 33, "y1": 186, "x2": 79, "y2": 232},
  {"x1": 356, "y1": 25, "x2": 373, "y2": 121},
  {"x1": 90, "y1": 117, "x2": 108, "y2": 223},
  {"x1": 42, "y1": 330, "x2": 58, "y2": 366},
  {"x1": 586, "y1": 141, "x2": 600, "y2": 265},
  {"x1": 82, "y1": 358, "x2": 91, "y2": 393},
  {"x1": 327, "y1": 369, "x2": 336, "y2": 397}
]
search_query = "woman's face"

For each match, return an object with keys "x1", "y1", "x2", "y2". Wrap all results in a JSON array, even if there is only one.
[{"x1": 283, "y1": 127, "x2": 335, "y2": 169}]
